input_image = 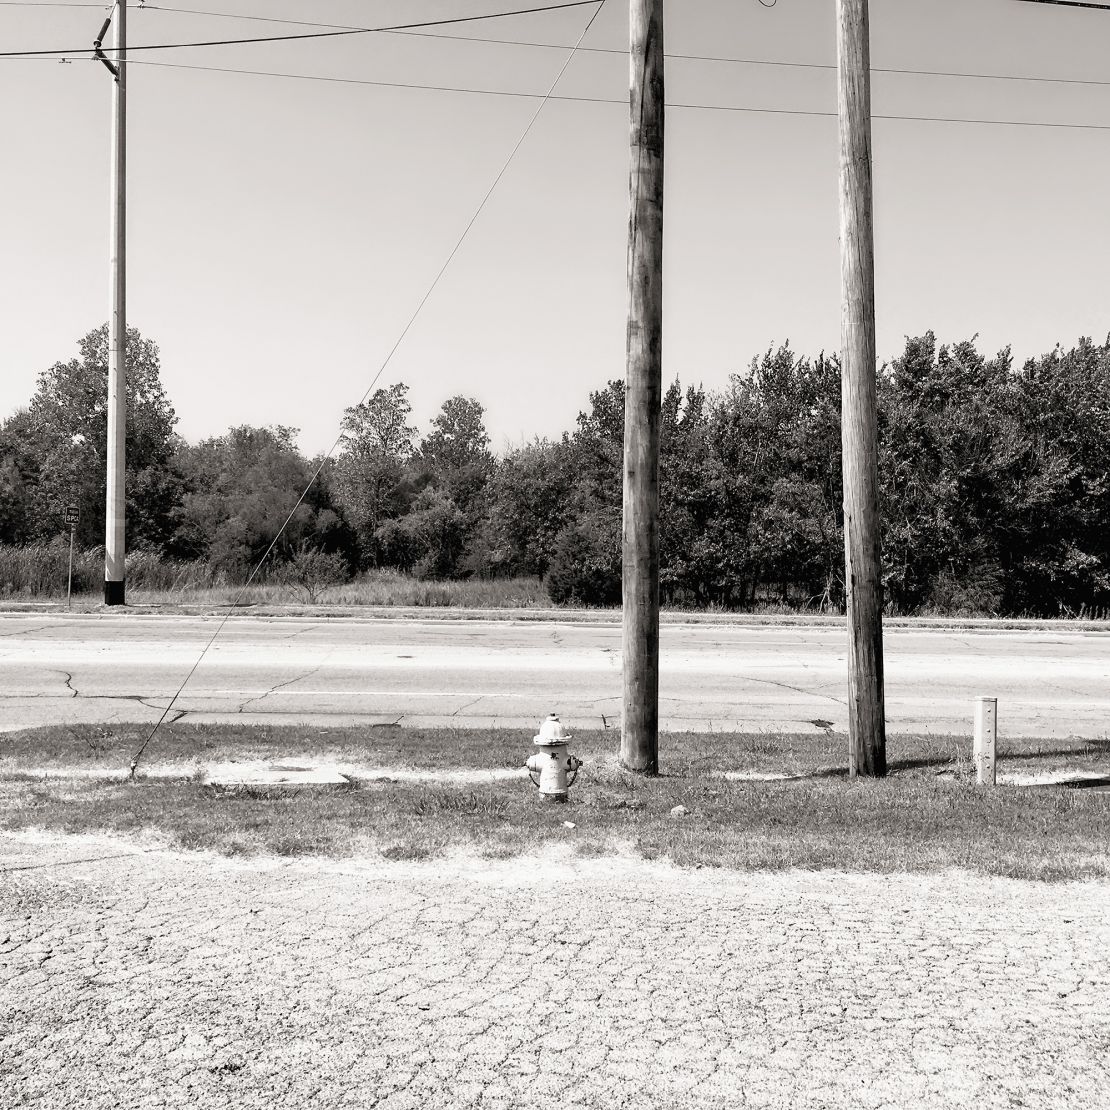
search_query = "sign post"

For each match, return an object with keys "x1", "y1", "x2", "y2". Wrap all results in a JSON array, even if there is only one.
[{"x1": 64, "y1": 505, "x2": 80, "y2": 609}]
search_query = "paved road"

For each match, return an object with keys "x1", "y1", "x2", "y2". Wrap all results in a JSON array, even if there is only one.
[
  {"x1": 0, "y1": 613, "x2": 1108, "y2": 736},
  {"x1": 1, "y1": 832, "x2": 1108, "y2": 1109}
]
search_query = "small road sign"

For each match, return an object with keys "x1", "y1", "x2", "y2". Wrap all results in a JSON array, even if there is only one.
[{"x1": 64, "y1": 505, "x2": 80, "y2": 526}]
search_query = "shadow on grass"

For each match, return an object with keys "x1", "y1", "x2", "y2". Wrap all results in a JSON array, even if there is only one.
[{"x1": 884, "y1": 743, "x2": 1107, "y2": 775}]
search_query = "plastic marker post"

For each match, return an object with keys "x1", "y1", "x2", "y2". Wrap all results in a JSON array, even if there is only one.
[{"x1": 974, "y1": 697, "x2": 998, "y2": 786}]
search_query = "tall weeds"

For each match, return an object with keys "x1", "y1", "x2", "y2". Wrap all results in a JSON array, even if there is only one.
[{"x1": 0, "y1": 543, "x2": 550, "y2": 607}]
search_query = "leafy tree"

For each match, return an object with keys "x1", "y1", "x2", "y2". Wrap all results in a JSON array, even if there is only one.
[
  {"x1": 333, "y1": 384, "x2": 417, "y2": 566},
  {"x1": 466, "y1": 438, "x2": 573, "y2": 578},
  {"x1": 376, "y1": 487, "x2": 469, "y2": 579},
  {"x1": 543, "y1": 511, "x2": 622, "y2": 605},
  {"x1": 0, "y1": 410, "x2": 38, "y2": 544},
  {"x1": 659, "y1": 380, "x2": 727, "y2": 605},
  {"x1": 879, "y1": 335, "x2": 1034, "y2": 612},
  {"x1": 398, "y1": 395, "x2": 496, "y2": 577},
  {"x1": 3, "y1": 324, "x2": 180, "y2": 549},
  {"x1": 1003, "y1": 337, "x2": 1110, "y2": 613},
  {"x1": 174, "y1": 426, "x2": 347, "y2": 579},
  {"x1": 419, "y1": 395, "x2": 492, "y2": 475},
  {"x1": 542, "y1": 382, "x2": 625, "y2": 604},
  {"x1": 708, "y1": 346, "x2": 842, "y2": 607},
  {"x1": 419, "y1": 395, "x2": 493, "y2": 513}
]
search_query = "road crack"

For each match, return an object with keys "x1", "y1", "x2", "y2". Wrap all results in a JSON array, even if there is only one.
[
  {"x1": 744, "y1": 676, "x2": 847, "y2": 706},
  {"x1": 48, "y1": 670, "x2": 79, "y2": 698},
  {"x1": 238, "y1": 667, "x2": 323, "y2": 712},
  {"x1": 0, "y1": 624, "x2": 50, "y2": 639}
]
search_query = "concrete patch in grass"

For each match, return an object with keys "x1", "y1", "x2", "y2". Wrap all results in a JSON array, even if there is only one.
[
  {"x1": 716, "y1": 769, "x2": 798, "y2": 781},
  {"x1": 203, "y1": 760, "x2": 351, "y2": 787}
]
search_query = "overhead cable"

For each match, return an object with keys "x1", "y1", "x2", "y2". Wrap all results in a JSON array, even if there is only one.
[
  {"x1": 112, "y1": 0, "x2": 1110, "y2": 89},
  {"x1": 119, "y1": 57, "x2": 1110, "y2": 133},
  {"x1": 0, "y1": 0, "x2": 602, "y2": 57}
]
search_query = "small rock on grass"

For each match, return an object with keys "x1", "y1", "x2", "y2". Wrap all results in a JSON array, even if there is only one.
[{"x1": 669, "y1": 805, "x2": 688, "y2": 818}]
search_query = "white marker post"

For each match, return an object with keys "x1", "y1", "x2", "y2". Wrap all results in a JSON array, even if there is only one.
[{"x1": 974, "y1": 697, "x2": 997, "y2": 786}]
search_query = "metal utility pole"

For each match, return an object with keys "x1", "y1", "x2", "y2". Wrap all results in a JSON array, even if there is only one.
[
  {"x1": 95, "y1": 2, "x2": 127, "y2": 606},
  {"x1": 836, "y1": 0, "x2": 886, "y2": 777},
  {"x1": 621, "y1": 0, "x2": 664, "y2": 774}
]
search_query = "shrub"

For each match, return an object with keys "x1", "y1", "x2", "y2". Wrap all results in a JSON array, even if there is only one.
[
  {"x1": 543, "y1": 516, "x2": 621, "y2": 606},
  {"x1": 275, "y1": 543, "x2": 350, "y2": 603}
]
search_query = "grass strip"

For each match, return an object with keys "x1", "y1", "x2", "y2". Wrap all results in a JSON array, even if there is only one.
[{"x1": 1, "y1": 724, "x2": 1108, "y2": 882}]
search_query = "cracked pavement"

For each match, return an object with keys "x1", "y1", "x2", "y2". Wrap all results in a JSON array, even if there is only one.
[
  {"x1": 1, "y1": 833, "x2": 1108, "y2": 1109},
  {"x1": 1, "y1": 614, "x2": 1109, "y2": 736}
]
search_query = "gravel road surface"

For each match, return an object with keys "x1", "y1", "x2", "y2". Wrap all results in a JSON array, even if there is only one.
[{"x1": 2, "y1": 832, "x2": 1108, "y2": 1109}]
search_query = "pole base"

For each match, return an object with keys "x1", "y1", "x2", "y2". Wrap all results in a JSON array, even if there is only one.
[{"x1": 104, "y1": 580, "x2": 125, "y2": 606}]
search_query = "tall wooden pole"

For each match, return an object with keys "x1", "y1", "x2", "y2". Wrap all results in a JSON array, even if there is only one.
[
  {"x1": 836, "y1": 0, "x2": 886, "y2": 776},
  {"x1": 105, "y1": 0, "x2": 127, "y2": 606},
  {"x1": 621, "y1": 0, "x2": 664, "y2": 774}
]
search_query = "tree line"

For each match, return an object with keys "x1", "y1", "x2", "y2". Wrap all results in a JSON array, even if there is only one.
[{"x1": 1, "y1": 324, "x2": 1108, "y2": 616}]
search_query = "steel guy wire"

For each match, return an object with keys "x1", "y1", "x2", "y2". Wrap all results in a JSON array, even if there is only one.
[{"x1": 126, "y1": 0, "x2": 609, "y2": 777}]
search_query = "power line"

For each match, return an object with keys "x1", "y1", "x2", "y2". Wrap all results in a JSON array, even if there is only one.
[
  {"x1": 117, "y1": 8, "x2": 1110, "y2": 92},
  {"x1": 0, "y1": 0, "x2": 602, "y2": 56},
  {"x1": 115, "y1": 6, "x2": 1110, "y2": 89},
  {"x1": 120, "y1": 2, "x2": 1110, "y2": 90},
  {"x1": 1014, "y1": 0, "x2": 1110, "y2": 9},
  {"x1": 116, "y1": 57, "x2": 1110, "y2": 134},
  {"x1": 6, "y1": 2, "x2": 1110, "y2": 91},
  {"x1": 141, "y1": 4, "x2": 547, "y2": 32},
  {"x1": 13, "y1": 12, "x2": 1110, "y2": 94}
]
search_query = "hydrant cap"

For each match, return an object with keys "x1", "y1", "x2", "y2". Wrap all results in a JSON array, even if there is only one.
[{"x1": 533, "y1": 713, "x2": 571, "y2": 745}]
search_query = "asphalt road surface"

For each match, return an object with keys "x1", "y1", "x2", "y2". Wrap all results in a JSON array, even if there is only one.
[{"x1": 0, "y1": 613, "x2": 1107, "y2": 736}]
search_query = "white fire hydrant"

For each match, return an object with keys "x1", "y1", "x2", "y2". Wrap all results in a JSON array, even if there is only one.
[{"x1": 525, "y1": 714, "x2": 582, "y2": 803}]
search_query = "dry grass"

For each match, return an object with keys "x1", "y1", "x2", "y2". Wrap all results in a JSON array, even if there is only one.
[
  {"x1": 127, "y1": 572, "x2": 552, "y2": 610},
  {"x1": 0, "y1": 545, "x2": 553, "y2": 609},
  {"x1": 1, "y1": 724, "x2": 1108, "y2": 881}
]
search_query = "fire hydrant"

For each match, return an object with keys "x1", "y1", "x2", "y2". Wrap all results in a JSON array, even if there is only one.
[{"x1": 525, "y1": 714, "x2": 582, "y2": 803}]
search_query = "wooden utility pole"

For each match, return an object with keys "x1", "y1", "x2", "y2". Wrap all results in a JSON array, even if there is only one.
[
  {"x1": 836, "y1": 0, "x2": 886, "y2": 776},
  {"x1": 621, "y1": 0, "x2": 664, "y2": 774}
]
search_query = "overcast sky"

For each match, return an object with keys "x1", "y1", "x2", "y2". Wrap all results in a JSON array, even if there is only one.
[{"x1": 2, "y1": 0, "x2": 1109, "y2": 456}]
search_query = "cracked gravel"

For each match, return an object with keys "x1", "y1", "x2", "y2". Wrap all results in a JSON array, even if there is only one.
[{"x1": 2, "y1": 832, "x2": 1108, "y2": 1109}]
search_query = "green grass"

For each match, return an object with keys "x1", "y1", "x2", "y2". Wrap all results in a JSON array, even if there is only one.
[
  {"x1": 1, "y1": 724, "x2": 1108, "y2": 881},
  {"x1": 3, "y1": 721, "x2": 1107, "y2": 777}
]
